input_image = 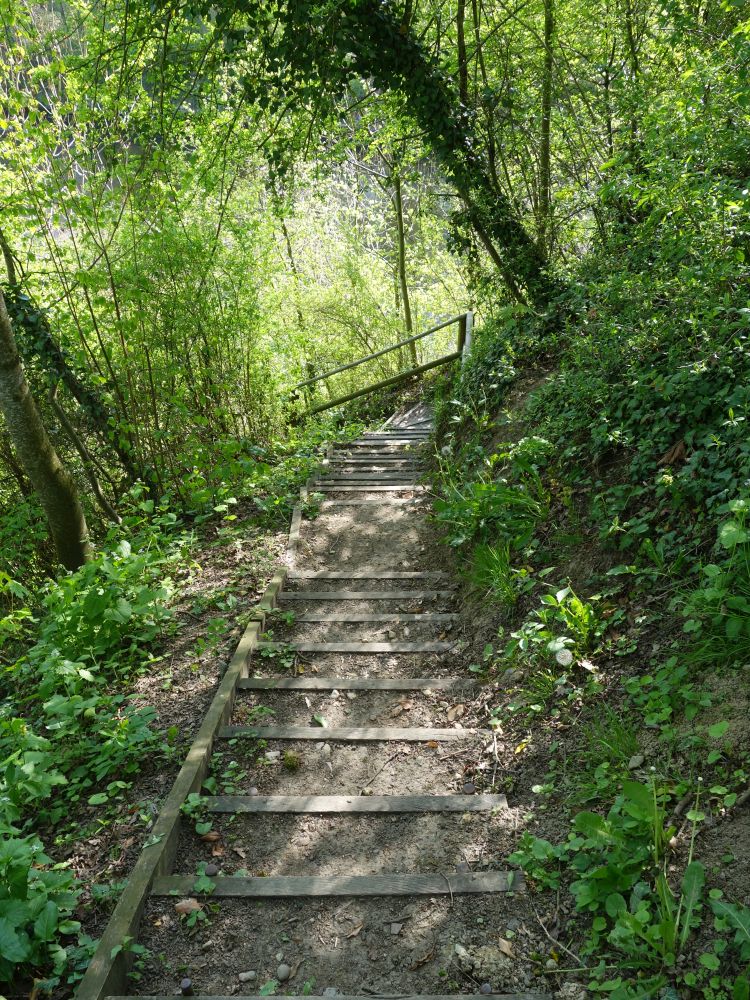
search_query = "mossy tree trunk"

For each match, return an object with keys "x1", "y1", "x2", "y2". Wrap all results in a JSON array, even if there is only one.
[{"x1": 0, "y1": 288, "x2": 92, "y2": 570}]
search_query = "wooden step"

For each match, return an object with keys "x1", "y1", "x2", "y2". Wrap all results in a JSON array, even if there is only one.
[
  {"x1": 318, "y1": 499, "x2": 429, "y2": 507},
  {"x1": 218, "y1": 724, "x2": 480, "y2": 741},
  {"x1": 326, "y1": 457, "x2": 422, "y2": 463},
  {"x1": 256, "y1": 641, "x2": 453, "y2": 653},
  {"x1": 288, "y1": 570, "x2": 449, "y2": 579},
  {"x1": 110, "y1": 994, "x2": 545, "y2": 1000},
  {"x1": 280, "y1": 589, "x2": 454, "y2": 600},
  {"x1": 311, "y1": 485, "x2": 431, "y2": 492},
  {"x1": 238, "y1": 675, "x2": 466, "y2": 690},
  {"x1": 341, "y1": 441, "x2": 427, "y2": 448},
  {"x1": 206, "y1": 792, "x2": 508, "y2": 813},
  {"x1": 318, "y1": 474, "x2": 422, "y2": 481},
  {"x1": 152, "y1": 870, "x2": 520, "y2": 898},
  {"x1": 291, "y1": 611, "x2": 459, "y2": 622}
]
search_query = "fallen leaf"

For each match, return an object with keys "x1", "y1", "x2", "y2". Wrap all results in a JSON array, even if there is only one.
[
  {"x1": 200, "y1": 831, "x2": 221, "y2": 843},
  {"x1": 233, "y1": 846, "x2": 247, "y2": 859},
  {"x1": 426, "y1": 740, "x2": 439, "y2": 749},
  {"x1": 211, "y1": 843, "x2": 225, "y2": 857},
  {"x1": 447, "y1": 704, "x2": 466, "y2": 722},
  {"x1": 497, "y1": 938, "x2": 515, "y2": 958},
  {"x1": 174, "y1": 898, "x2": 202, "y2": 915},
  {"x1": 347, "y1": 923, "x2": 364, "y2": 938}
]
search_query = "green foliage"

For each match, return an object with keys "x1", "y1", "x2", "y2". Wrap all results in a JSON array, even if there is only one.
[
  {"x1": 0, "y1": 827, "x2": 81, "y2": 985},
  {"x1": 507, "y1": 586, "x2": 604, "y2": 662},
  {"x1": 512, "y1": 781, "x2": 711, "y2": 995}
]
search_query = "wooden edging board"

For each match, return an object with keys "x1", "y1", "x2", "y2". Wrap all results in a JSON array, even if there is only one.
[{"x1": 75, "y1": 500, "x2": 306, "y2": 1000}]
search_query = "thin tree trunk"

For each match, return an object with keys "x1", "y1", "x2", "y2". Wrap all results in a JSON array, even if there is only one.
[
  {"x1": 457, "y1": 0, "x2": 469, "y2": 107},
  {"x1": 393, "y1": 174, "x2": 418, "y2": 365},
  {"x1": 538, "y1": 0, "x2": 554, "y2": 254},
  {"x1": 0, "y1": 288, "x2": 91, "y2": 570}
]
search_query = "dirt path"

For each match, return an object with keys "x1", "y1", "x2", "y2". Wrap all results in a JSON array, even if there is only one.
[{"x1": 95, "y1": 405, "x2": 558, "y2": 1000}]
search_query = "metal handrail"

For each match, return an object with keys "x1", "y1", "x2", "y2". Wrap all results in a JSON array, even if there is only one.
[
  {"x1": 293, "y1": 313, "x2": 471, "y2": 391},
  {"x1": 296, "y1": 310, "x2": 473, "y2": 416}
]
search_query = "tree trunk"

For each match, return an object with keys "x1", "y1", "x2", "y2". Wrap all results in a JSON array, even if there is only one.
[
  {"x1": 457, "y1": 0, "x2": 469, "y2": 108},
  {"x1": 538, "y1": 0, "x2": 554, "y2": 254},
  {"x1": 0, "y1": 288, "x2": 91, "y2": 570},
  {"x1": 393, "y1": 174, "x2": 418, "y2": 365}
]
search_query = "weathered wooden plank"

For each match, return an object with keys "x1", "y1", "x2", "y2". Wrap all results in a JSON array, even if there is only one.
[
  {"x1": 256, "y1": 641, "x2": 452, "y2": 653},
  {"x1": 238, "y1": 675, "x2": 466, "y2": 690},
  {"x1": 218, "y1": 725, "x2": 479, "y2": 741},
  {"x1": 292, "y1": 611, "x2": 459, "y2": 621},
  {"x1": 318, "y1": 499, "x2": 429, "y2": 508},
  {"x1": 206, "y1": 793, "x2": 508, "y2": 813},
  {"x1": 109, "y1": 993, "x2": 545, "y2": 1000},
  {"x1": 326, "y1": 457, "x2": 422, "y2": 463},
  {"x1": 318, "y1": 474, "x2": 422, "y2": 481},
  {"x1": 312, "y1": 480, "x2": 432, "y2": 493},
  {"x1": 288, "y1": 570, "x2": 449, "y2": 579},
  {"x1": 280, "y1": 589, "x2": 453, "y2": 600},
  {"x1": 152, "y1": 870, "x2": 520, "y2": 898}
]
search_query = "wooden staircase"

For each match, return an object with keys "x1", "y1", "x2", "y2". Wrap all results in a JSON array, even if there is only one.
[{"x1": 79, "y1": 403, "x2": 546, "y2": 1000}]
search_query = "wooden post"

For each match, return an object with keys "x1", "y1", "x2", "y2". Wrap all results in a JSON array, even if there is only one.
[{"x1": 461, "y1": 310, "x2": 474, "y2": 361}]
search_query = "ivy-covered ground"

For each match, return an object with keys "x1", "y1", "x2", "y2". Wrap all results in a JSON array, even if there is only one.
[{"x1": 428, "y1": 287, "x2": 750, "y2": 999}]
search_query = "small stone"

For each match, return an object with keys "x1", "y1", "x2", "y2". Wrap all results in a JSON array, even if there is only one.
[
  {"x1": 628, "y1": 754, "x2": 645, "y2": 770},
  {"x1": 462, "y1": 782, "x2": 476, "y2": 795},
  {"x1": 331, "y1": 689, "x2": 340, "y2": 698},
  {"x1": 362, "y1": 787, "x2": 373, "y2": 796},
  {"x1": 455, "y1": 862, "x2": 471, "y2": 874},
  {"x1": 546, "y1": 959, "x2": 558, "y2": 970},
  {"x1": 323, "y1": 989, "x2": 337, "y2": 998},
  {"x1": 265, "y1": 750, "x2": 281, "y2": 761},
  {"x1": 238, "y1": 971, "x2": 257, "y2": 983},
  {"x1": 346, "y1": 692, "x2": 357, "y2": 700},
  {"x1": 248, "y1": 787, "x2": 259, "y2": 796},
  {"x1": 321, "y1": 744, "x2": 332, "y2": 759},
  {"x1": 480, "y1": 984, "x2": 493, "y2": 995},
  {"x1": 275, "y1": 951, "x2": 284, "y2": 962},
  {"x1": 201, "y1": 939, "x2": 214, "y2": 951},
  {"x1": 454, "y1": 944, "x2": 470, "y2": 960},
  {"x1": 391, "y1": 922, "x2": 403, "y2": 935},
  {"x1": 204, "y1": 864, "x2": 219, "y2": 877},
  {"x1": 180, "y1": 978, "x2": 193, "y2": 996},
  {"x1": 277, "y1": 963, "x2": 291, "y2": 982}
]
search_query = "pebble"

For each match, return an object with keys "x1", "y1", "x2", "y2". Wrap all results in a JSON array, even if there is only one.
[
  {"x1": 275, "y1": 951, "x2": 284, "y2": 962},
  {"x1": 346, "y1": 692, "x2": 357, "y2": 700},
  {"x1": 480, "y1": 985, "x2": 493, "y2": 995},
  {"x1": 323, "y1": 989, "x2": 338, "y2": 997},
  {"x1": 391, "y1": 922, "x2": 403, "y2": 935},
  {"x1": 277, "y1": 964, "x2": 291, "y2": 982},
  {"x1": 201, "y1": 939, "x2": 214, "y2": 951},
  {"x1": 265, "y1": 750, "x2": 281, "y2": 761},
  {"x1": 204, "y1": 864, "x2": 219, "y2": 877},
  {"x1": 321, "y1": 744, "x2": 332, "y2": 759},
  {"x1": 248, "y1": 787, "x2": 259, "y2": 796},
  {"x1": 455, "y1": 861, "x2": 471, "y2": 874},
  {"x1": 238, "y1": 972, "x2": 257, "y2": 983},
  {"x1": 180, "y1": 978, "x2": 193, "y2": 996},
  {"x1": 546, "y1": 959, "x2": 558, "y2": 970},
  {"x1": 462, "y1": 782, "x2": 476, "y2": 795}
]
